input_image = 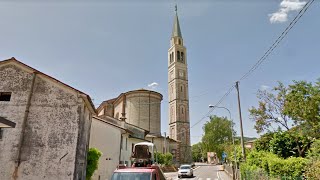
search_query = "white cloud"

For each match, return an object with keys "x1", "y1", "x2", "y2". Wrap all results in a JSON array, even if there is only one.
[
  {"x1": 269, "y1": 0, "x2": 306, "y2": 23},
  {"x1": 147, "y1": 82, "x2": 159, "y2": 89},
  {"x1": 260, "y1": 85, "x2": 270, "y2": 91}
]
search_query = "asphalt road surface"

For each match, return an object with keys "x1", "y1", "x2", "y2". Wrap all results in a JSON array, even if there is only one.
[{"x1": 165, "y1": 163, "x2": 230, "y2": 180}]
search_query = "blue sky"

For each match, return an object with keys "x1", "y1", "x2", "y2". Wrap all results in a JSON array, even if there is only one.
[{"x1": 0, "y1": 0, "x2": 319, "y2": 145}]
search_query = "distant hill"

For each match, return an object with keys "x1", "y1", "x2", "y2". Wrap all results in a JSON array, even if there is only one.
[{"x1": 234, "y1": 136, "x2": 257, "y2": 143}]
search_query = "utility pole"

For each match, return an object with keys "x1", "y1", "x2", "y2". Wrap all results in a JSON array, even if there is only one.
[
  {"x1": 235, "y1": 81, "x2": 246, "y2": 160},
  {"x1": 164, "y1": 132, "x2": 167, "y2": 153}
]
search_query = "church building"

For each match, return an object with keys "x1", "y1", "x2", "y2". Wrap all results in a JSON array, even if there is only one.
[{"x1": 168, "y1": 6, "x2": 192, "y2": 164}]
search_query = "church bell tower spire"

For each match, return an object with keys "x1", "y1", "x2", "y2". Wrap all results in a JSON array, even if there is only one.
[{"x1": 168, "y1": 5, "x2": 192, "y2": 164}]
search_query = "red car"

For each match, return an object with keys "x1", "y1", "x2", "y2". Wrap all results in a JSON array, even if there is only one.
[{"x1": 111, "y1": 165, "x2": 167, "y2": 180}]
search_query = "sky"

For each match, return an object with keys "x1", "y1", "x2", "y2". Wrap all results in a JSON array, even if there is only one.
[{"x1": 0, "y1": 0, "x2": 319, "y2": 145}]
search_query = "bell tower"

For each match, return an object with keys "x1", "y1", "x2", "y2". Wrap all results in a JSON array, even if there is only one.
[{"x1": 168, "y1": 5, "x2": 192, "y2": 164}]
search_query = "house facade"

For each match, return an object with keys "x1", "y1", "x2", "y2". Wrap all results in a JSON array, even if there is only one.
[{"x1": 0, "y1": 58, "x2": 95, "y2": 180}]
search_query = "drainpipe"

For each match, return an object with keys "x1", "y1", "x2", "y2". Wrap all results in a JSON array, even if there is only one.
[
  {"x1": 13, "y1": 73, "x2": 37, "y2": 179},
  {"x1": 149, "y1": 92, "x2": 151, "y2": 132},
  {"x1": 118, "y1": 132, "x2": 126, "y2": 165}
]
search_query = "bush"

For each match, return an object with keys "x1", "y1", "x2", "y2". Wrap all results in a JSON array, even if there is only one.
[
  {"x1": 240, "y1": 150, "x2": 307, "y2": 179},
  {"x1": 304, "y1": 139, "x2": 320, "y2": 179},
  {"x1": 304, "y1": 160, "x2": 320, "y2": 179},
  {"x1": 269, "y1": 131, "x2": 298, "y2": 158},
  {"x1": 86, "y1": 148, "x2": 102, "y2": 180},
  {"x1": 306, "y1": 139, "x2": 320, "y2": 160},
  {"x1": 268, "y1": 157, "x2": 307, "y2": 178},
  {"x1": 254, "y1": 132, "x2": 274, "y2": 152},
  {"x1": 155, "y1": 152, "x2": 173, "y2": 166},
  {"x1": 163, "y1": 153, "x2": 173, "y2": 165}
]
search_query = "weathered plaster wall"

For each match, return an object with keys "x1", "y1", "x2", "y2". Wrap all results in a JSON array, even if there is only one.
[
  {"x1": 125, "y1": 92, "x2": 162, "y2": 135},
  {"x1": 74, "y1": 102, "x2": 92, "y2": 180},
  {"x1": 89, "y1": 117, "x2": 121, "y2": 180},
  {"x1": 0, "y1": 64, "x2": 33, "y2": 180},
  {"x1": 0, "y1": 63, "x2": 91, "y2": 180}
]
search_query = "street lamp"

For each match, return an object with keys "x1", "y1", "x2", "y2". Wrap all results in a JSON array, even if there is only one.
[{"x1": 209, "y1": 105, "x2": 238, "y2": 180}]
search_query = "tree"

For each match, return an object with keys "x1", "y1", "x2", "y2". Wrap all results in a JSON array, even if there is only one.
[
  {"x1": 86, "y1": 148, "x2": 102, "y2": 180},
  {"x1": 202, "y1": 115, "x2": 233, "y2": 159},
  {"x1": 192, "y1": 142, "x2": 203, "y2": 162},
  {"x1": 269, "y1": 131, "x2": 298, "y2": 158},
  {"x1": 254, "y1": 132, "x2": 274, "y2": 152},
  {"x1": 284, "y1": 80, "x2": 320, "y2": 138},
  {"x1": 249, "y1": 82, "x2": 292, "y2": 133},
  {"x1": 249, "y1": 80, "x2": 318, "y2": 157}
]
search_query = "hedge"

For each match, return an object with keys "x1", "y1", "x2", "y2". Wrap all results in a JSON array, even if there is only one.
[{"x1": 240, "y1": 151, "x2": 307, "y2": 179}]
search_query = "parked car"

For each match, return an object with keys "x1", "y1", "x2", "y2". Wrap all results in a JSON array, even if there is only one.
[
  {"x1": 178, "y1": 164, "x2": 193, "y2": 178},
  {"x1": 111, "y1": 165, "x2": 167, "y2": 180}
]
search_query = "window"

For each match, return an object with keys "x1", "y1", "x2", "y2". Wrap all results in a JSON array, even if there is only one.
[
  {"x1": 121, "y1": 136, "x2": 123, "y2": 149},
  {"x1": 0, "y1": 92, "x2": 12, "y2": 101},
  {"x1": 170, "y1": 53, "x2": 173, "y2": 63},
  {"x1": 177, "y1": 51, "x2": 180, "y2": 61},
  {"x1": 181, "y1": 52, "x2": 184, "y2": 63},
  {"x1": 0, "y1": 128, "x2": 3, "y2": 140},
  {"x1": 170, "y1": 106, "x2": 174, "y2": 122},
  {"x1": 181, "y1": 86, "x2": 183, "y2": 92},
  {"x1": 172, "y1": 52, "x2": 174, "y2": 62}
]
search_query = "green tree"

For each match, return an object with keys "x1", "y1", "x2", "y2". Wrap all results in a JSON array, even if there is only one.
[
  {"x1": 254, "y1": 132, "x2": 274, "y2": 152},
  {"x1": 269, "y1": 131, "x2": 298, "y2": 158},
  {"x1": 249, "y1": 81, "x2": 318, "y2": 157},
  {"x1": 284, "y1": 80, "x2": 320, "y2": 138},
  {"x1": 249, "y1": 82, "x2": 292, "y2": 133},
  {"x1": 86, "y1": 148, "x2": 102, "y2": 180},
  {"x1": 192, "y1": 142, "x2": 203, "y2": 162},
  {"x1": 306, "y1": 139, "x2": 320, "y2": 160},
  {"x1": 202, "y1": 115, "x2": 233, "y2": 159}
]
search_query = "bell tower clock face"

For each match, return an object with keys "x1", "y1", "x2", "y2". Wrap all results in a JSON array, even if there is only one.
[{"x1": 179, "y1": 70, "x2": 184, "y2": 78}]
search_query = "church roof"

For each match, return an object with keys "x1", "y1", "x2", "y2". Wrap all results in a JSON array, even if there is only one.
[{"x1": 171, "y1": 6, "x2": 182, "y2": 38}]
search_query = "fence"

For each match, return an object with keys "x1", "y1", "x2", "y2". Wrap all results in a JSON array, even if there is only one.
[{"x1": 224, "y1": 164, "x2": 240, "y2": 180}]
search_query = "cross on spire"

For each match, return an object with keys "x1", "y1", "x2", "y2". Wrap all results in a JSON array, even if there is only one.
[{"x1": 171, "y1": 4, "x2": 182, "y2": 38}]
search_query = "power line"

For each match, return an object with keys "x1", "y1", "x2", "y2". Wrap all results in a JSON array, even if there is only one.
[
  {"x1": 176, "y1": 0, "x2": 314, "y2": 138},
  {"x1": 174, "y1": 85, "x2": 235, "y2": 136},
  {"x1": 239, "y1": 0, "x2": 314, "y2": 81}
]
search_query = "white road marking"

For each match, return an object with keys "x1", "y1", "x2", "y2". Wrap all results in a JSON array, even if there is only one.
[{"x1": 217, "y1": 171, "x2": 221, "y2": 180}]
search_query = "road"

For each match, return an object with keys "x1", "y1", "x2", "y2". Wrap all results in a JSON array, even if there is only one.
[{"x1": 164, "y1": 163, "x2": 231, "y2": 180}]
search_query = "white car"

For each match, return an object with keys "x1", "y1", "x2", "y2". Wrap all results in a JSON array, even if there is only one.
[{"x1": 178, "y1": 164, "x2": 193, "y2": 178}]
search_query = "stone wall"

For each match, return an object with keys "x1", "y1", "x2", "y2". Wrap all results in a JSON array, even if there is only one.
[
  {"x1": 125, "y1": 91, "x2": 162, "y2": 135},
  {"x1": 0, "y1": 62, "x2": 92, "y2": 180}
]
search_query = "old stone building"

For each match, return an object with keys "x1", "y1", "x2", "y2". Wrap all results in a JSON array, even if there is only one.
[
  {"x1": 97, "y1": 89, "x2": 162, "y2": 136},
  {"x1": 168, "y1": 7, "x2": 192, "y2": 164},
  {"x1": 0, "y1": 58, "x2": 96, "y2": 180},
  {"x1": 97, "y1": 89, "x2": 181, "y2": 167}
]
